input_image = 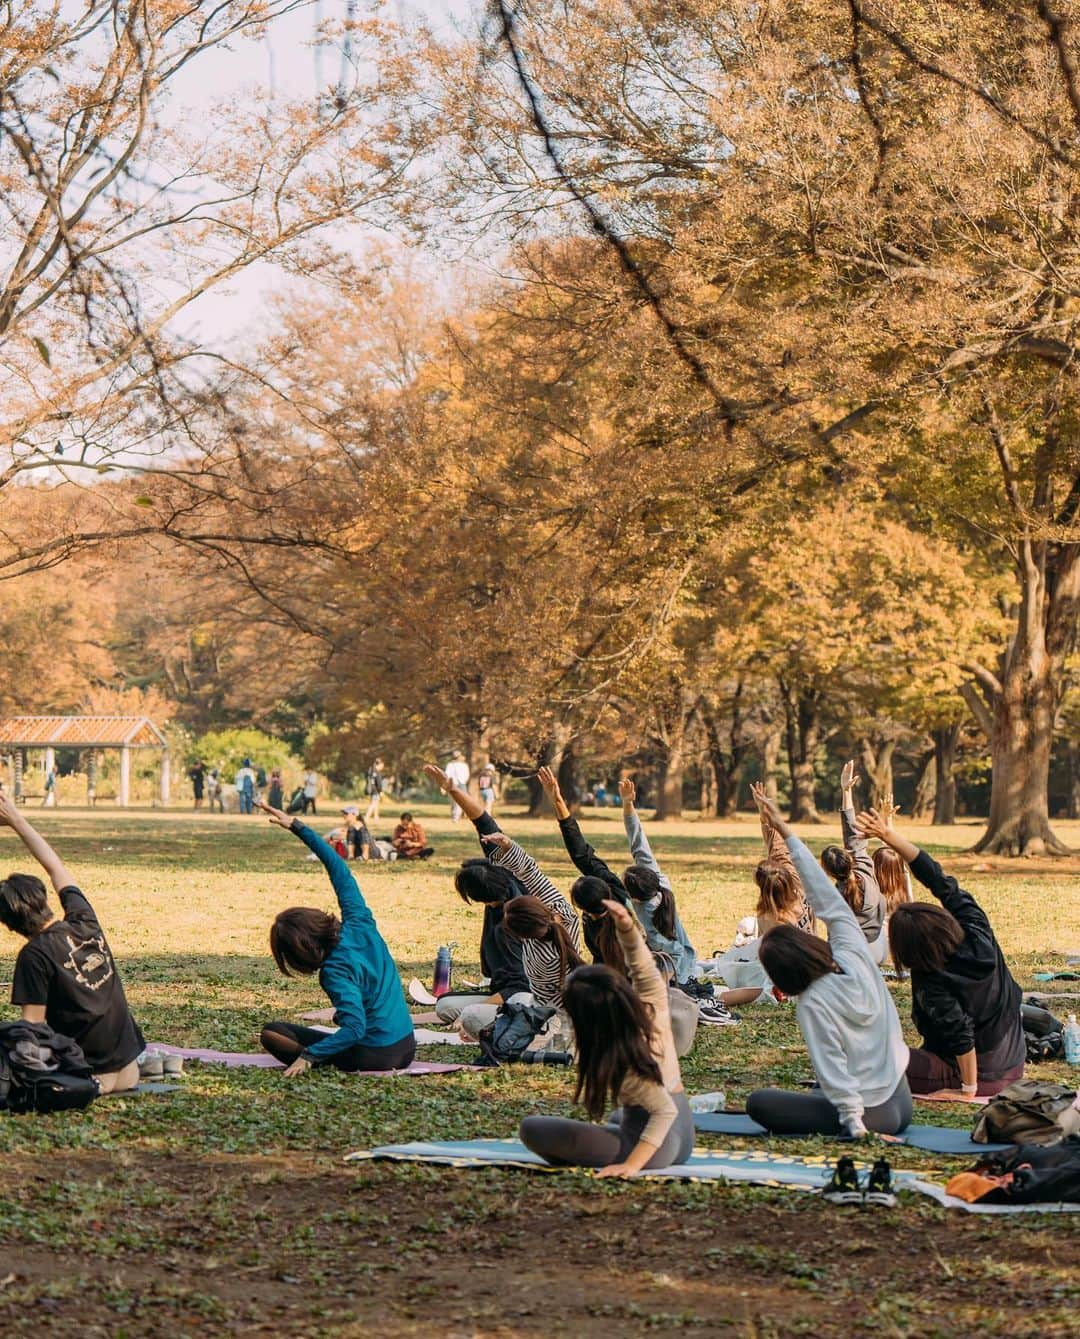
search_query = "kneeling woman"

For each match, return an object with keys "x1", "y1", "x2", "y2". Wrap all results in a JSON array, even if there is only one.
[
  {"x1": 519, "y1": 899, "x2": 693, "y2": 1177},
  {"x1": 858, "y1": 809, "x2": 1024, "y2": 1098},
  {"x1": 746, "y1": 796, "x2": 912, "y2": 1138},
  {"x1": 257, "y1": 802, "x2": 415, "y2": 1076}
]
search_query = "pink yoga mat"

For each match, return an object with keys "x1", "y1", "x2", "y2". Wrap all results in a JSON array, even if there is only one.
[
  {"x1": 916, "y1": 1090, "x2": 992, "y2": 1107},
  {"x1": 146, "y1": 1043, "x2": 474, "y2": 1075}
]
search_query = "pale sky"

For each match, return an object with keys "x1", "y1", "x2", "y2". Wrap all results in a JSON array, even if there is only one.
[{"x1": 168, "y1": 0, "x2": 480, "y2": 344}]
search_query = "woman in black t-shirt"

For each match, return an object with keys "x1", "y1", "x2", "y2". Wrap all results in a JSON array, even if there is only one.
[{"x1": 0, "y1": 792, "x2": 144, "y2": 1093}]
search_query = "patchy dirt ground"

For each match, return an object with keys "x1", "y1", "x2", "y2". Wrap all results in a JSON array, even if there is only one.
[{"x1": 0, "y1": 1152, "x2": 1077, "y2": 1337}]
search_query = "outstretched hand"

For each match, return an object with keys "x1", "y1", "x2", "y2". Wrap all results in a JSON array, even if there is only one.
[
  {"x1": 751, "y1": 783, "x2": 790, "y2": 838},
  {"x1": 257, "y1": 801, "x2": 294, "y2": 829},
  {"x1": 619, "y1": 777, "x2": 636, "y2": 807},
  {"x1": 601, "y1": 898, "x2": 634, "y2": 932},
  {"x1": 480, "y1": 832, "x2": 512, "y2": 852},
  {"x1": 855, "y1": 807, "x2": 890, "y2": 842},
  {"x1": 423, "y1": 763, "x2": 451, "y2": 793},
  {"x1": 840, "y1": 759, "x2": 858, "y2": 794},
  {"x1": 537, "y1": 765, "x2": 561, "y2": 798},
  {"x1": 0, "y1": 788, "x2": 20, "y2": 827},
  {"x1": 879, "y1": 792, "x2": 899, "y2": 829}
]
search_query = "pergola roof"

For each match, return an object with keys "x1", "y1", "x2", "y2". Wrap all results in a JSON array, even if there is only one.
[{"x1": 0, "y1": 716, "x2": 167, "y2": 749}]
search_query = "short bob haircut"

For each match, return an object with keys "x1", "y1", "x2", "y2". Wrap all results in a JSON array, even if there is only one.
[
  {"x1": 454, "y1": 859, "x2": 522, "y2": 905},
  {"x1": 759, "y1": 923, "x2": 842, "y2": 996},
  {"x1": 0, "y1": 873, "x2": 52, "y2": 939},
  {"x1": 887, "y1": 903, "x2": 965, "y2": 974},
  {"x1": 270, "y1": 907, "x2": 341, "y2": 976}
]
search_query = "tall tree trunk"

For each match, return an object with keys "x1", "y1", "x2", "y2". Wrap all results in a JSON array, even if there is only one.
[
  {"x1": 858, "y1": 735, "x2": 897, "y2": 807},
  {"x1": 910, "y1": 748, "x2": 935, "y2": 819},
  {"x1": 699, "y1": 681, "x2": 749, "y2": 818},
  {"x1": 760, "y1": 713, "x2": 782, "y2": 802},
  {"x1": 652, "y1": 689, "x2": 693, "y2": 821},
  {"x1": 780, "y1": 679, "x2": 821, "y2": 823},
  {"x1": 931, "y1": 725, "x2": 961, "y2": 825},
  {"x1": 557, "y1": 738, "x2": 583, "y2": 810}
]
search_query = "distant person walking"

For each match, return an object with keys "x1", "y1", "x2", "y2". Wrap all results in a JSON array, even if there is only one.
[
  {"x1": 266, "y1": 769, "x2": 284, "y2": 810},
  {"x1": 478, "y1": 763, "x2": 496, "y2": 815},
  {"x1": 235, "y1": 759, "x2": 256, "y2": 815},
  {"x1": 189, "y1": 760, "x2": 206, "y2": 810},
  {"x1": 255, "y1": 766, "x2": 267, "y2": 805},
  {"x1": 302, "y1": 769, "x2": 319, "y2": 816},
  {"x1": 41, "y1": 766, "x2": 58, "y2": 809},
  {"x1": 445, "y1": 751, "x2": 470, "y2": 822},
  {"x1": 207, "y1": 767, "x2": 223, "y2": 813},
  {"x1": 364, "y1": 758, "x2": 385, "y2": 823}
]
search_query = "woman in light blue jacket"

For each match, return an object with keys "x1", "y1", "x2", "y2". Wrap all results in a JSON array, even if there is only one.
[{"x1": 619, "y1": 779, "x2": 697, "y2": 982}]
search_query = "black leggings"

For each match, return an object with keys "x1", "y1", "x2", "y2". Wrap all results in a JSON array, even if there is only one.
[
  {"x1": 260, "y1": 1021, "x2": 416, "y2": 1072},
  {"x1": 746, "y1": 1075, "x2": 913, "y2": 1136},
  {"x1": 520, "y1": 1092, "x2": 695, "y2": 1170}
]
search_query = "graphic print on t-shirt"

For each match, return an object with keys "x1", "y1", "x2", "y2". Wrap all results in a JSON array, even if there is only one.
[{"x1": 61, "y1": 931, "x2": 115, "y2": 991}]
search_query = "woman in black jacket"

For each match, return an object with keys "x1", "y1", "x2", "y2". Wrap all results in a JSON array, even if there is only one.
[{"x1": 857, "y1": 810, "x2": 1025, "y2": 1098}]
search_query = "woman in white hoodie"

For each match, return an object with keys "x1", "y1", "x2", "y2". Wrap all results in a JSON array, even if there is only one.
[{"x1": 745, "y1": 796, "x2": 912, "y2": 1138}]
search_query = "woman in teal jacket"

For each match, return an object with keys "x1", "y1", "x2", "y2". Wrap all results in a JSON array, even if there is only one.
[{"x1": 257, "y1": 802, "x2": 415, "y2": 1076}]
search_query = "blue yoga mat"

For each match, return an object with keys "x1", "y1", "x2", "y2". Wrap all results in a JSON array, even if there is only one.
[
  {"x1": 691, "y1": 1111, "x2": 1011, "y2": 1155},
  {"x1": 344, "y1": 1139, "x2": 1078, "y2": 1213}
]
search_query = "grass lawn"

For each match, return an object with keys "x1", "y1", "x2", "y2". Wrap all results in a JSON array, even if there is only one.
[{"x1": 0, "y1": 804, "x2": 1077, "y2": 1337}]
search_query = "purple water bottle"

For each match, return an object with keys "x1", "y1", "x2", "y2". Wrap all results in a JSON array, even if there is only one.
[{"x1": 432, "y1": 943, "x2": 454, "y2": 998}]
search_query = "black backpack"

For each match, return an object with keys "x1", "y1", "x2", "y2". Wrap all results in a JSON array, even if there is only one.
[
  {"x1": 0, "y1": 1021, "x2": 99, "y2": 1116},
  {"x1": 970, "y1": 1139, "x2": 1080, "y2": 1204},
  {"x1": 476, "y1": 1002, "x2": 557, "y2": 1065},
  {"x1": 1022, "y1": 1002, "x2": 1065, "y2": 1062}
]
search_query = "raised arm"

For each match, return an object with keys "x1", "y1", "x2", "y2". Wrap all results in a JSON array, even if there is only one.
[
  {"x1": 424, "y1": 763, "x2": 484, "y2": 821},
  {"x1": 480, "y1": 831, "x2": 580, "y2": 942},
  {"x1": 0, "y1": 791, "x2": 76, "y2": 893},
  {"x1": 621, "y1": 780, "x2": 671, "y2": 891},
  {"x1": 751, "y1": 782, "x2": 801, "y2": 881},
  {"x1": 258, "y1": 802, "x2": 367, "y2": 922}
]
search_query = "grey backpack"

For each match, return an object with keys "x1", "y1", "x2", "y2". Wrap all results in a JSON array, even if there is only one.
[{"x1": 973, "y1": 1079, "x2": 1080, "y2": 1146}]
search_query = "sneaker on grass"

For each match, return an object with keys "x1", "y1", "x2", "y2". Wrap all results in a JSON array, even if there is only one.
[
  {"x1": 864, "y1": 1157, "x2": 897, "y2": 1207},
  {"x1": 822, "y1": 1155, "x2": 863, "y2": 1205},
  {"x1": 697, "y1": 999, "x2": 740, "y2": 1027}
]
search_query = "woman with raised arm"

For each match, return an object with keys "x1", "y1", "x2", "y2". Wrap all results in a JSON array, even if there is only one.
[
  {"x1": 519, "y1": 898, "x2": 694, "y2": 1176},
  {"x1": 423, "y1": 764, "x2": 579, "y2": 1038},
  {"x1": 258, "y1": 802, "x2": 415, "y2": 1076},
  {"x1": 745, "y1": 794, "x2": 912, "y2": 1137},
  {"x1": 619, "y1": 778, "x2": 697, "y2": 983},
  {"x1": 818, "y1": 760, "x2": 888, "y2": 964},
  {"x1": 857, "y1": 808, "x2": 1024, "y2": 1099},
  {"x1": 0, "y1": 790, "x2": 145, "y2": 1094}
]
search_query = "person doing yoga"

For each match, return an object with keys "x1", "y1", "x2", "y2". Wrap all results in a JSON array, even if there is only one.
[
  {"x1": 620, "y1": 779, "x2": 697, "y2": 983},
  {"x1": 0, "y1": 790, "x2": 145, "y2": 1094},
  {"x1": 537, "y1": 766, "x2": 707, "y2": 1045},
  {"x1": 746, "y1": 794, "x2": 912, "y2": 1138},
  {"x1": 857, "y1": 809, "x2": 1025, "y2": 1098},
  {"x1": 258, "y1": 802, "x2": 415, "y2": 1076},
  {"x1": 819, "y1": 760, "x2": 887, "y2": 965},
  {"x1": 519, "y1": 898, "x2": 694, "y2": 1176},
  {"x1": 424, "y1": 764, "x2": 579, "y2": 1037}
]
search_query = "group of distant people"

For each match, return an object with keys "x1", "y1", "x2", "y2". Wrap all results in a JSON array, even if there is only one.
[
  {"x1": 188, "y1": 759, "x2": 319, "y2": 816},
  {"x1": 0, "y1": 753, "x2": 1038, "y2": 1181}
]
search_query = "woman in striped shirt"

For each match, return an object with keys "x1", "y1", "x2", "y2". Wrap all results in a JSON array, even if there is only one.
[{"x1": 423, "y1": 764, "x2": 580, "y2": 1034}]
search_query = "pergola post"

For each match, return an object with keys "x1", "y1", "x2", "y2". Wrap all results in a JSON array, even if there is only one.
[
  {"x1": 160, "y1": 750, "x2": 170, "y2": 807},
  {"x1": 86, "y1": 750, "x2": 98, "y2": 807},
  {"x1": 119, "y1": 746, "x2": 131, "y2": 808},
  {"x1": 13, "y1": 749, "x2": 24, "y2": 802}
]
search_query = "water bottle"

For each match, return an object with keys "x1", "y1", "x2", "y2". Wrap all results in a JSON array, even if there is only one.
[
  {"x1": 688, "y1": 1091, "x2": 726, "y2": 1114},
  {"x1": 1064, "y1": 1013, "x2": 1080, "y2": 1065},
  {"x1": 432, "y1": 943, "x2": 454, "y2": 998}
]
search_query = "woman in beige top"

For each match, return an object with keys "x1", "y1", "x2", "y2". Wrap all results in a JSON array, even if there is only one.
[{"x1": 519, "y1": 899, "x2": 694, "y2": 1177}]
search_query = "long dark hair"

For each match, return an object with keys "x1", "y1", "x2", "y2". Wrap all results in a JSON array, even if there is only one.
[
  {"x1": 622, "y1": 865, "x2": 677, "y2": 940},
  {"x1": 571, "y1": 876, "x2": 628, "y2": 976},
  {"x1": 563, "y1": 964, "x2": 662, "y2": 1120},
  {"x1": 454, "y1": 859, "x2": 521, "y2": 905},
  {"x1": 759, "y1": 923, "x2": 842, "y2": 995},
  {"x1": 502, "y1": 895, "x2": 584, "y2": 980},
  {"x1": 873, "y1": 847, "x2": 909, "y2": 915},
  {"x1": 270, "y1": 907, "x2": 341, "y2": 976},
  {"x1": 888, "y1": 903, "x2": 965, "y2": 973},
  {"x1": 820, "y1": 845, "x2": 863, "y2": 913}
]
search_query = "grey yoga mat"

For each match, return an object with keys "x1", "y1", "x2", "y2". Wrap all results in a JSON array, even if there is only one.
[{"x1": 691, "y1": 1111, "x2": 1012, "y2": 1155}]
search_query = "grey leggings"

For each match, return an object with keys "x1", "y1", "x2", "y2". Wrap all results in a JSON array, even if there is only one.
[
  {"x1": 520, "y1": 1090, "x2": 694, "y2": 1169},
  {"x1": 746, "y1": 1075, "x2": 913, "y2": 1136}
]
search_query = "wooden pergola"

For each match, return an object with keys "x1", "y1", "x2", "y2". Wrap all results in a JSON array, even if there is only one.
[{"x1": 0, "y1": 716, "x2": 170, "y2": 807}]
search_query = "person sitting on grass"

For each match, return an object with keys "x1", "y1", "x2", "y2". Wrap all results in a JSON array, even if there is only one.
[
  {"x1": 856, "y1": 807, "x2": 1025, "y2": 1099},
  {"x1": 519, "y1": 897, "x2": 694, "y2": 1176},
  {"x1": 257, "y1": 800, "x2": 416, "y2": 1076},
  {"x1": 818, "y1": 760, "x2": 888, "y2": 965},
  {"x1": 745, "y1": 793, "x2": 912, "y2": 1138},
  {"x1": 423, "y1": 762, "x2": 578, "y2": 1040},
  {"x1": 0, "y1": 789, "x2": 145, "y2": 1095},
  {"x1": 391, "y1": 812, "x2": 434, "y2": 860}
]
